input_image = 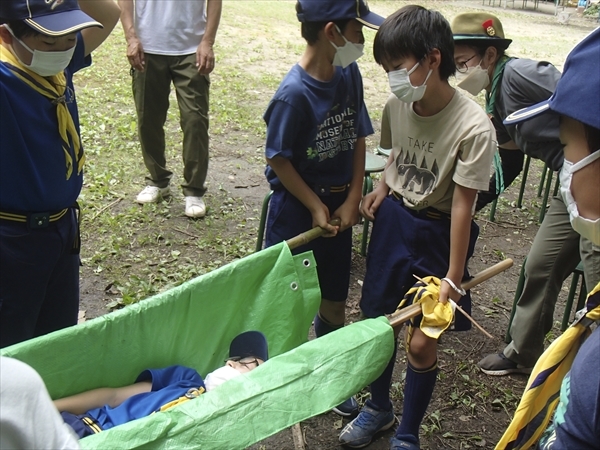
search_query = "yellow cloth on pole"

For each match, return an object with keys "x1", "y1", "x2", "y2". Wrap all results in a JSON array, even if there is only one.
[
  {"x1": 397, "y1": 276, "x2": 455, "y2": 340},
  {"x1": 495, "y1": 283, "x2": 600, "y2": 450}
]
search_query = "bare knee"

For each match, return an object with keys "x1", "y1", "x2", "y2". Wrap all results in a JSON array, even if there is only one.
[{"x1": 406, "y1": 327, "x2": 437, "y2": 369}]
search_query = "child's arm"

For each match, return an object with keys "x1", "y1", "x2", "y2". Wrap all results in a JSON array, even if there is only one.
[
  {"x1": 440, "y1": 184, "x2": 478, "y2": 304},
  {"x1": 267, "y1": 156, "x2": 339, "y2": 236},
  {"x1": 79, "y1": 0, "x2": 121, "y2": 57},
  {"x1": 331, "y1": 137, "x2": 365, "y2": 232},
  {"x1": 53, "y1": 381, "x2": 152, "y2": 415},
  {"x1": 360, "y1": 153, "x2": 393, "y2": 221}
]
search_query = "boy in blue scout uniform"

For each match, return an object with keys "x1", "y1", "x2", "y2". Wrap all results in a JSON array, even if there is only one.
[
  {"x1": 338, "y1": 6, "x2": 496, "y2": 449},
  {"x1": 263, "y1": 0, "x2": 384, "y2": 418},
  {"x1": 0, "y1": 0, "x2": 120, "y2": 348},
  {"x1": 54, "y1": 331, "x2": 268, "y2": 438},
  {"x1": 503, "y1": 29, "x2": 600, "y2": 449}
]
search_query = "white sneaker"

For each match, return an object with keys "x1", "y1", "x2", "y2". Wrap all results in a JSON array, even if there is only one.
[
  {"x1": 136, "y1": 186, "x2": 170, "y2": 204},
  {"x1": 185, "y1": 196, "x2": 206, "y2": 218}
]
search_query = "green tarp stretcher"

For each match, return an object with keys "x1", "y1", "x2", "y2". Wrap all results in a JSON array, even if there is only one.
[{"x1": 1, "y1": 243, "x2": 394, "y2": 449}]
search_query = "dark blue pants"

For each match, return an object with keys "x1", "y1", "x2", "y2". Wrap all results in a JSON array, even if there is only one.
[
  {"x1": 360, "y1": 195, "x2": 478, "y2": 331},
  {"x1": 61, "y1": 412, "x2": 101, "y2": 438},
  {"x1": 0, "y1": 210, "x2": 79, "y2": 348},
  {"x1": 265, "y1": 188, "x2": 352, "y2": 302}
]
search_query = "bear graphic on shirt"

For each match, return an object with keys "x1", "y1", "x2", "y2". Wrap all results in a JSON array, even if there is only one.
[{"x1": 396, "y1": 149, "x2": 438, "y2": 196}]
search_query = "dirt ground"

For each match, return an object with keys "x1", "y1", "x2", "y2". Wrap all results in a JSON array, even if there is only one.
[{"x1": 74, "y1": 2, "x2": 598, "y2": 450}]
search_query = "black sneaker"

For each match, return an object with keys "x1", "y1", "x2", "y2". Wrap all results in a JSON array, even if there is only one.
[
  {"x1": 332, "y1": 396, "x2": 359, "y2": 418},
  {"x1": 478, "y1": 353, "x2": 533, "y2": 376}
]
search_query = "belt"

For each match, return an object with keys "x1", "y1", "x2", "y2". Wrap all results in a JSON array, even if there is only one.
[
  {"x1": 313, "y1": 183, "x2": 350, "y2": 196},
  {"x1": 0, "y1": 204, "x2": 81, "y2": 254},
  {"x1": 0, "y1": 208, "x2": 69, "y2": 228},
  {"x1": 391, "y1": 191, "x2": 451, "y2": 220},
  {"x1": 82, "y1": 416, "x2": 102, "y2": 434}
]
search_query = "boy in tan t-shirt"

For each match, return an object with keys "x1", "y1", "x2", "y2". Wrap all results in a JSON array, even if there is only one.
[{"x1": 339, "y1": 6, "x2": 495, "y2": 450}]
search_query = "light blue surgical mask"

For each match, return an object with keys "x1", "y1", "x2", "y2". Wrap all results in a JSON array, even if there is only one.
[{"x1": 388, "y1": 61, "x2": 432, "y2": 103}]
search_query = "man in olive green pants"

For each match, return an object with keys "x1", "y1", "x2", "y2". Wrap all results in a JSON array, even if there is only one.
[
  {"x1": 478, "y1": 194, "x2": 600, "y2": 375},
  {"x1": 119, "y1": 0, "x2": 222, "y2": 218}
]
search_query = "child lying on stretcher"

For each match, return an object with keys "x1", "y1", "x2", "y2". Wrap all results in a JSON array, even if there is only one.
[{"x1": 54, "y1": 331, "x2": 268, "y2": 438}]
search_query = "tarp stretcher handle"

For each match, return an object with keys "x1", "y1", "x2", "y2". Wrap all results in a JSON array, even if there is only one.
[
  {"x1": 286, "y1": 218, "x2": 342, "y2": 250},
  {"x1": 388, "y1": 258, "x2": 514, "y2": 329}
]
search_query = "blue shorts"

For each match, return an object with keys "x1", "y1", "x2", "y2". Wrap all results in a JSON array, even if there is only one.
[
  {"x1": 360, "y1": 195, "x2": 479, "y2": 331},
  {"x1": 61, "y1": 411, "x2": 102, "y2": 438},
  {"x1": 265, "y1": 188, "x2": 352, "y2": 302}
]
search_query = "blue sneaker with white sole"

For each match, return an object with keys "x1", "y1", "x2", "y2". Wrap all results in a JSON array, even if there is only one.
[
  {"x1": 339, "y1": 401, "x2": 395, "y2": 448},
  {"x1": 390, "y1": 436, "x2": 420, "y2": 449},
  {"x1": 332, "y1": 396, "x2": 359, "y2": 418}
]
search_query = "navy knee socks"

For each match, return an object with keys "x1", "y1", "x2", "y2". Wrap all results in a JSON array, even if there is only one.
[
  {"x1": 368, "y1": 340, "x2": 398, "y2": 411},
  {"x1": 394, "y1": 359, "x2": 438, "y2": 445},
  {"x1": 313, "y1": 312, "x2": 343, "y2": 338}
]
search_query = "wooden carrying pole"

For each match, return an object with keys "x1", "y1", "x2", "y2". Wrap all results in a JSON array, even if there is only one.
[
  {"x1": 286, "y1": 218, "x2": 342, "y2": 250},
  {"x1": 388, "y1": 258, "x2": 514, "y2": 329}
]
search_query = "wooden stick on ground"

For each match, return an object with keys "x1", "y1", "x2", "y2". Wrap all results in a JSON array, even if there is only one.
[
  {"x1": 388, "y1": 259, "x2": 513, "y2": 334},
  {"x1": 291, "y1": 423, "x2": 306, "y2": 450}
]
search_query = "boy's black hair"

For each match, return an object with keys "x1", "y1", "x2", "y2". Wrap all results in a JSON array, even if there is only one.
[
  {"x1": 295, "y1": 1, "x2": 351, "y2": 46},
  {"x1": 373, "y1": 5, "x2": 455, "y2": 80},
  {"x1": 4, "y1": 20, "x2": 39, "y2": 39}
]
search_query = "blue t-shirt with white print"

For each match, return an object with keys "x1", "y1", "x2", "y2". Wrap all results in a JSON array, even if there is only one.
[{"x1": 264, "y1": 62, "x2": 373, "y2": 190}]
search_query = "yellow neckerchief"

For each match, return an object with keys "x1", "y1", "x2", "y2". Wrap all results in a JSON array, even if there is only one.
[{"x1": 0, "y1": 41, "x2": 84, "y2": 180}]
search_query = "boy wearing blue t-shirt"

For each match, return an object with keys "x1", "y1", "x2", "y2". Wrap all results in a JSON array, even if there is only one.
[
  {"x1": 339, "y1": 6, "x2": 496, "y2": 449},
  {"x1": 263, "y1": 0, "x2": 384, "y2": 418},
  {"x1": 54, "y1": 331, "x2": 268, "y2": 438},
  {"x1": 0, "y1": 0, "x2": 120, "y2": 348}
]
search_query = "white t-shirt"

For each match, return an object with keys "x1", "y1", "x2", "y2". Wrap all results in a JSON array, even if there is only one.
[
  {"x1": 0, "y1": 357, "x2": 80, "y2": 450},
  {"x1": 134, "y1": 0, "x2": 207, "y2": 56},
  {"x1": 381, "y1": 90, "x2": 496, "y2": 214}
]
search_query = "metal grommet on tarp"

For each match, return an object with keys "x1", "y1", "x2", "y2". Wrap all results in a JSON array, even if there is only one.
[
  {"x1": 302, "y1": 259, "x2": 311, "y2": 267},
  {"x1": 290, "y1": 282, "x2": 298, "y2": 291}
]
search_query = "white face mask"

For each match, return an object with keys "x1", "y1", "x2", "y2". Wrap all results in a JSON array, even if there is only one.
[
  {"x1": 5, "y1": 24, "x2": 75, "y2": 77},
  {"x1": 203, "y1": 365, "x2": 242, "y2": 391},
  {"x1": 455, "y1": 61, "x2": 490, "y2": 96},
  {"x1": 388, "y1": 62, "x2": 432, "y2": 103},
  {"x1": 559, "y1": 151, "x2": 600, "y2": 245},
  {"x1": 330, "y1": 26, "x2": 364, "y2": 68}
]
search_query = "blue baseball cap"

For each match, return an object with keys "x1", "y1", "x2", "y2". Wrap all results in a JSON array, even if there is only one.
[
  {"x1": 0, "y1": 0, "x2": 102, "y2": 37},
  {"x1": 504, "y1": 28, "x2": 600, "y2": 130},
  {"x1": 296, "y1": 0, "x2": 385, "y2": 30},
  {"x1": 229, "y1": 331, "x2": 269, "y2": 362}
]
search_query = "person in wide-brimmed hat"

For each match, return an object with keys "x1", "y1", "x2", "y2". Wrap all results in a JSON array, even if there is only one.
[
  {"x1": 451, "y1": 14, "x2": 600, "y2": 379},
  {"x1": 451, "y1": 12, "x2": 563, "y2": 211}
]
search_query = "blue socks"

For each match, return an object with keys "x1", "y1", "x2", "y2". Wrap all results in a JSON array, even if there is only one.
[
  {"x1": 369, "y1": 340, "x2": 398, "y2": 411},
  {"x1": 394, "y1": 359, "x2": 438, "y2": 445},
  {"x1": 313, "y1": 312, "x2": 343, "y2": 338}
]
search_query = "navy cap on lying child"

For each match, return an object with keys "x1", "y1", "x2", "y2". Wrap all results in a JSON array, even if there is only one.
[
  {"x1": 0, "y1": 0, "x2": 102, "y2": 36},
  {"x1": 296, "y1": 0, "x2": 385, "y2": 30},
  {"x1": 504, "y1": 28, "x2": 600, "y2": 130},
  {"x1": 229, "y1": 330, "x2": 269, "y2": 362}
]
